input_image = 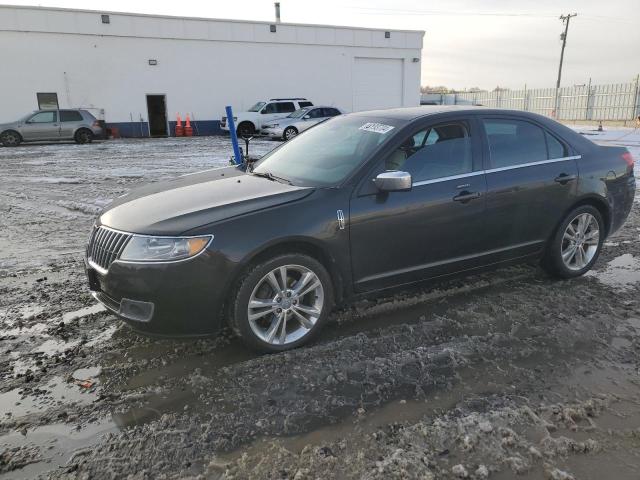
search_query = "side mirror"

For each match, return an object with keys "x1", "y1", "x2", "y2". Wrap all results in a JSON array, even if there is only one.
[
  {"x1": 303, "y1": 115, "x2": 311, "y2": 120},
  {"x1": 374, "y1": 171, "x2": 412, "y2": 192}
]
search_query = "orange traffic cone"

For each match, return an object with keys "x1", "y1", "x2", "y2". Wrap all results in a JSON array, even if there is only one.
[
  {"x1": 184, "y1": 114, "x2": 193, "y2": 137},
  {"x1": 175, "y1": 114, "x2": 184, "y2": 137}
]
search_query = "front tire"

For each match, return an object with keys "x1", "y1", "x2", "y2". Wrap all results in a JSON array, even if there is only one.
[
  {"x1": 74, "y1": 129, "x2": 93, "y2": 144},
  {"x1": 283, "y1": 126, "x2": 298, "y2": 141},
  {"x1": 1, "y1": 130, "x2": 21, "y2": 147},
  {"x1": 236, "y1": 122, "x2": 255, "y2": 137},
  {"x1": 542, "y1": 205, "x2": 604, "y2": 278},
  {"x1": 230, "y1": 254, "x2": 334, "y2": 353}
]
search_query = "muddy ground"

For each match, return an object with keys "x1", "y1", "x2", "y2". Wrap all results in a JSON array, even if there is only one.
[{"x1": 1, "y1": 129, "x2": 640, "y2": 479}]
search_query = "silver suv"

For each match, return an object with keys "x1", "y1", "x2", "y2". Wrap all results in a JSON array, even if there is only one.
[{"x1": 0, "y1": 109, "x2": 104, "y2": 147}]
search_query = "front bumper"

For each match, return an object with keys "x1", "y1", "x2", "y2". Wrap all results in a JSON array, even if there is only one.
[{"x1": 84, "y1": 250, "x2": 230, "y2": 336}]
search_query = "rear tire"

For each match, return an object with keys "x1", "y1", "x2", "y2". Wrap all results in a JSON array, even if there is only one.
[
  {"x1": 230, "y1": 253, "x2": 334, "y2": 353},
  {"x1": 74, "y1": 129, "x2": 93, "y2": 144},
  {"x1": 542, "y1": 205, "x2": 604, "y2": 279},
  {"x1": 283, "y1": 126, "x2": 298, "y2": 141},
  {"x1": 1, "y1": 130, "x2": 21, "y2": 147}
]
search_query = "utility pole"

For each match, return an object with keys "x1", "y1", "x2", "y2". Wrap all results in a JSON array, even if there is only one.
[{"x1": 554, "y1": 13, "x2": 577, "y2": 118}]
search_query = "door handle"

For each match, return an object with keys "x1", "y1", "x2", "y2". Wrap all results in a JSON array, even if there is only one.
[
  {"x1": 453, "y1": 191, "x2": 481, "y2": 203},
  {"x1": 554, "y1": 174, "x2": 577, "y2": 184}
]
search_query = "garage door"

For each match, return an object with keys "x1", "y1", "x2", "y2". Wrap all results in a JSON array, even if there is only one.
[{"x1": 352, "y1": 57, "x2": 404, "y2": 112}]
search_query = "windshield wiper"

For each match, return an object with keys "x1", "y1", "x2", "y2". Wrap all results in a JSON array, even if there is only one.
[{"x1": 251, "y1": 171, "x2": 293, "y2": 185}]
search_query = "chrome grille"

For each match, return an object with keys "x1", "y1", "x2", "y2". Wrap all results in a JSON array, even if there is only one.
[{"x1": 88, "y1": 226, "x2": 132, "y2": 272}]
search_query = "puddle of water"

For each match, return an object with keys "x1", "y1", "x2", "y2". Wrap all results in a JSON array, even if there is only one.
[
  {"x1": 0, "y1": 376, "x2": 97, "y2": 419},
  {"x1": 0, "y1": 419, "x2": 116, "y2": 480},
  {"x1": 586, "y1": 253, "x2": 640, "y2": 289}
]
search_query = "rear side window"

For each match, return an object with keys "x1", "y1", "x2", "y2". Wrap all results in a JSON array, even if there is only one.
[
  {"x1": 276, "y1": 102, "x2": 296, "y2": 113},
  {"x1": 60, "y1": 110, "x2": 83, "y2": 122},
  {"x1": 483, "y1": 119, "x2": 549, "y2": 168},
  {"x1": 546, "y1": 131, "x2": 568, "y2": 159},
  {"x1": 298, "y1": 101, "x2": 313, "y2": 108},
  {"x1": 385, "y1": 121, "x2": 473, "y2": 182}
]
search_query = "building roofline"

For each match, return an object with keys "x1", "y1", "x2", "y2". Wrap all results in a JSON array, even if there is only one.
[{"x1": 0, "y1": 4, "x2": 425, "y2": 35}]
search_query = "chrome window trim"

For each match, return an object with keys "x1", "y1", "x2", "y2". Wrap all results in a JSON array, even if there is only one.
[
  {"x1": 484, "y1": 155, "x2": 581, "y2": 174},
  {"x1": 411, "y1": 155, "x2": 581, "y2": 187}
]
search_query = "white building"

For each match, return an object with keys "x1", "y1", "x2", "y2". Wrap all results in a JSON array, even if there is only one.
[{"x1": 0, "y1": 5, "x2": 424, "y2": 137}]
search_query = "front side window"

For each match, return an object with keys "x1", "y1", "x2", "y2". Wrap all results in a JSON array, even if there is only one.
[
  {"x1": 323, "y1": 108, "x2": 341, "y2": 117},
  {"x1": 307, "y1": 108, "x2": 324, "y2": 119},
  {"x1": 483, "y1": 119, "x2": 549, "y2": 168},
  {"x1": 385, "y1": 122, "x2": 473, "y2": 182},
  {"x1": 276, "y1": 102, "x2": 296, "y2": 113},
  {"x1": 254, "y1": 116, "x2": 402, "y2": 187},
  {"x1": 29, "y1": 111, "x2": 57, "y2": 123},
  {"x1": 60, "y1": 110, "x2": 83, "y2": 122},
  {"x1": 262, "y1": 103, "x2": 278, "y2": 114}
]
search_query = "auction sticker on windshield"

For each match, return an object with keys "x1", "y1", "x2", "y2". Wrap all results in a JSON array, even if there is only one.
[{"x1": 359, "y1": 123, "x2": 395, "y2": 134}]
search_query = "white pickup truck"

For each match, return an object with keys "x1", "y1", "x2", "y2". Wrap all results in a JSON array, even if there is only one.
[{"x1": 220, "y1": 98, "x2": 314, "y2": 136}]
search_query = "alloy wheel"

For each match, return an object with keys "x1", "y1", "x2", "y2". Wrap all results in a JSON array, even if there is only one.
[
  {"x1": 247, "y1": 264, "x2": 324, "y2": 345},
  {"x1": 284, "y1": 128, "x2": 297, "y2": 140},
  {"x1": 561, "y1": 212, "x2": 600, "y2": 270}
]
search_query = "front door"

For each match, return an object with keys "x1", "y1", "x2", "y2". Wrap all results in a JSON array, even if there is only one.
[
  {"x1": 349, "y1": 118, "x2": 487, "y2": 292},
  {"x1": 20, "y1": 110, "x2": 59, "y2": 141},
  {"x1": 480, "y1": 116, "x2": 579, "y2": 260},
  {"x1": 146, "y1": 95, "x2": 168, "y2": 137}
]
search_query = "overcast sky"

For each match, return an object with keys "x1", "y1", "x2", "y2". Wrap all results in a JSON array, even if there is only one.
[{"x1": 6, "y1": 0, "x2": 639, "y2": 90}]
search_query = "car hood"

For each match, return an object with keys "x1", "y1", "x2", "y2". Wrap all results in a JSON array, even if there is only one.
[{"x1": 99, "y1": 166, "x2": 313, "y2": 235}]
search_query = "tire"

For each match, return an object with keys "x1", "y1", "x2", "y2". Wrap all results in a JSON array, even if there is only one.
[
  {"x1": 1, "y1": 130, "x2": 21, "y2": 147},
  {"x1": 74, "y1": 129, "x2": 93, "y2": 144},
  {"x1": 230, "y1": 253, "x2": 334, "y2": 353},
  {"x1": 283, "y1": 126, "x2": 298, "y2": 141},
  {"x1": 542, "y1": 205, "x2": 604, "y2": 279},
  {"x1": 236, "y1": 122, "x2": 255, "y2": 137}
]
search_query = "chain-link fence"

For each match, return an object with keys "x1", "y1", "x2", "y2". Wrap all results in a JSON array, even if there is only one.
[{"x1": 422, "y1": 78, "x2": 640, "y2": 122}]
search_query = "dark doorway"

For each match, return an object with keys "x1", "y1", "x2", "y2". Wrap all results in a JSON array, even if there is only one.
[{"x1": 146, "y1": 95, "x2": 168, "y2": 137}]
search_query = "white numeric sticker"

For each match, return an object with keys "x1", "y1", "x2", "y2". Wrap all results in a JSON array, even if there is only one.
[{"x1": 359, "y1": 123, "x2": 395, "y2": 134}]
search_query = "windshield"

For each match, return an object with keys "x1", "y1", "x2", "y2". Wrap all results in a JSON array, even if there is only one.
[
  {"x1": 287, "y1": 108, "x2": 310, "y2": 118},
  {"x1": 248, "y1": 102, "x2": 266, "y2": 112},
  {"x1": 253, "y1": 116, "x2": 403, "y2": 187}
]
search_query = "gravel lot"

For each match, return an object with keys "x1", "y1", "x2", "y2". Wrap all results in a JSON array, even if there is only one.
[{"x1": 1, "y1": 129, "x2": 640, "y2": 479}]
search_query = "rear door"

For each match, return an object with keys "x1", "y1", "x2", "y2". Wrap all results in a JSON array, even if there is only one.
[
  {"x1": 59, "y1": 110, "x2": 84, "y2": 139},
  {"x1": 480, "y1": 116, "x2": 579, "y2": 259},
  {"x1": 19, "y1": 111, "x2": 59, "y2": 141},
  {"x1": 349, "y1": 117, "x2": 487, "y2": 291}
]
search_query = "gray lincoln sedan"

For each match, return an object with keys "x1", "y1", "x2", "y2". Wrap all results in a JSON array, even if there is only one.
[{"x1": 0, "y1": 109, "x2": 103, "y2": 147}]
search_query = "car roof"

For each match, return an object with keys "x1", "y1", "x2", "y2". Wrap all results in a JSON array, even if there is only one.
[{"x1": 349, "y1": 105, "x2": 554, "y2": 121}]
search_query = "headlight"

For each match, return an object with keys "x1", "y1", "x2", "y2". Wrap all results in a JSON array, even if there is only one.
[
  {"x1": 120, "y1": 235, "x2": 212, "y2": 262},
  {"x1": 263, "y1": 124, "x2": 276, "y2": 129}
]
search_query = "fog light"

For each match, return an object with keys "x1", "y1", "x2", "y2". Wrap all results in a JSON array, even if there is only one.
[{"x1": 119, "y1": 298, "x2": 154, "y2": 322}]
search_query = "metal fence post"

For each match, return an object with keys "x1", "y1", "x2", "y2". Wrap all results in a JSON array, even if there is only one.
[{"x1": 633, "y1": 74, "x2": 640, "y2": 120}]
